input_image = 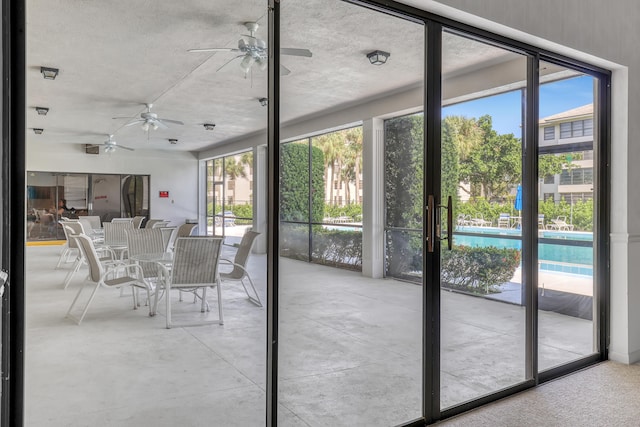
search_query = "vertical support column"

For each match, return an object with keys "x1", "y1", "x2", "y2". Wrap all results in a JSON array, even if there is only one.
[
  {"x1": 253, "y1": 145, "x2": 268, "y2": 254},
  {"x1": 362, "y1": 117, "x2": 385, "y2": 278}
]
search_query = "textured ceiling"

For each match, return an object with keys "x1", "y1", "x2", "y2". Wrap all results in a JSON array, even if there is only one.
[{"x1": 26, "y1": 0, "x2": 515, "y2": 153}]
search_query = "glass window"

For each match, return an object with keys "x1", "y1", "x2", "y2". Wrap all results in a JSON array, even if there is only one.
[{"x1": 544, "y1": 126, "x2": 555, "y2": 140}]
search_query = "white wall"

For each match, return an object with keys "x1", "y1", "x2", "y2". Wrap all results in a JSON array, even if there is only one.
[{"x1": 27, "y1": 142, "x2": 199, "y2": 228}]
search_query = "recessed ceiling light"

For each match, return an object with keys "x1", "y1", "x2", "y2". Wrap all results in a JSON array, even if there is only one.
[
  {"x1": 33, "y1": 128, "x2": 44, "y2": 135},
  {"x1": 35, "y1": 106, "x2": 49, "y2": 115},
  {"x1": 203, "y1": 123, "x2": 216, "y2": 131},
  {"x1": 168, "y1": 138, "x2": 178, "y2": 144},
  {"x1": 40, "y1": 67, "x2": 59, "y2": 80},
  {"x1": 366, "y1": 50, "x2": 390, "y2": 65}
]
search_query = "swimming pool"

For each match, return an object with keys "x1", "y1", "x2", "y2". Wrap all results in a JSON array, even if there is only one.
[{"x1": 455, "y1": 226, "x2": 593, "y2": 277}]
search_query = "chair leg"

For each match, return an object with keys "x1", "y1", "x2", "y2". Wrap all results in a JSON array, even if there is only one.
[
  {"x1": 216, "y1": 279, "x2": 224, "y2": 325},
  {"x1": 62, "y1": 257, "x2": 83, "y2": 289},
  {"x1": 55, "y1": 247, "x2": 70, "y2": 269},
  {"x1": 201, "y1": 287, "x2": 207, "y2": 312},
  {"x1": 166, "y1": 286, "x2": 172, "y2": 329},
  {"x1": 240, "y1": 274, "x2": 262, "y2": 307},
  {"x1": 66, "y1": 282, "x2": 100, "y2": 325}
]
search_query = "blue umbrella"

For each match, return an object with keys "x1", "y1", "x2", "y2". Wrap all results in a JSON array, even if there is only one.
[{"x1": 514, "y1": 184, "x2": 523, "y2": 212}]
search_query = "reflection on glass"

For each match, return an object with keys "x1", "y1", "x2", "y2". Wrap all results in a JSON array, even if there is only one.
[
  {"x1": 384, "y1": 113, "x2": 424, "y2": 281},
  {"x1": 440, "y1": 30, "x2": 526, "y2": 409},
  {"x1": 538, "y1": 63, "x2": 597, "y2": 370}
]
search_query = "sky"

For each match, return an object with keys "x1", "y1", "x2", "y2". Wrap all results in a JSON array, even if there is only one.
[{"x1": 442, "y1": 75, "x2": 594, "y2": 138}]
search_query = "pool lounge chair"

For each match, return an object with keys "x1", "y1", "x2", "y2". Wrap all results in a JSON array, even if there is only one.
[
  {"x1": 497, "y1": 213, "x2": 510, "y2": 228},
  {"x1": 547, "y1": 216, "x2": 574, "y2": 231}
]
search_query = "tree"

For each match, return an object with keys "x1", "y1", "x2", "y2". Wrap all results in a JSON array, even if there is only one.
[
  {"x1": 313, "y1": 133, "x2": 343, "y2": 205},
  {"x1": 458, "y1": 115, "x2": 521, "y2": 200},
  {"x1": 280, "y1": 142, "x2": 325, "y2": 222}
]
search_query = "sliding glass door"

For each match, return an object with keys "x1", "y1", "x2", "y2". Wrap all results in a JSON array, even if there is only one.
[{"x1": 271, "y1": 1, "x2": 608, "y2": 425}]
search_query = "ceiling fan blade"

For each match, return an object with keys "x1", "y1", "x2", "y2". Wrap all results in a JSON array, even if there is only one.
[
  {"x1": 116, "y1": 145, "x2": 135, "y2": 151},
  {"x1": 281, "y1": 48, "x2": 312, "y2": 57},
  {"x1": 124, "y1": 120, "x2": 144, "y2": 127},
  {"x1": 216, "y1": 54, "x2": 245, "y2": 72},
  {"x1": 112, "y1": 116, "x2": 135, "y2": 120},
  {"x1": 280, "y1": 64, "x2": 291, "y2": 76},
  {"x1": 159, "y1": 118, "x2": 184, "y2": 126},
  {"x1": 188, "y1": 48, "x2": 239, "y2": 53},
  {"x1": 154, "y1": 120, "x2": 169, "y2": 130}
]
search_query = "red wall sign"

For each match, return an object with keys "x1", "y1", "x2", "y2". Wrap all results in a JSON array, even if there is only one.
[{"x1": 159, "y1": 191, "x2": 169, "y2": 198}]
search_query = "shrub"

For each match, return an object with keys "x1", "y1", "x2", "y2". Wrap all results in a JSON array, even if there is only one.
[
  {"x1": 280, "y1": 225, "x2": 362, "y2": 270},
  {"x1": 441, "y1": 245, "x2": 520, "y2": 294},
  {"x1": 280, "y1": 143, "x2": 325, "y2": 222}
]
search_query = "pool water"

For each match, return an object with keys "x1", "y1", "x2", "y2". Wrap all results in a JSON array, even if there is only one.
[{"x1": 454, "y1": 226, "x2": 593, "y2": 277}]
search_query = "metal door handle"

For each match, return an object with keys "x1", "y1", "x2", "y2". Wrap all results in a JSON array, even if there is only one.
[{"x1": 427, "y1": 195, "x2": 434, "y2": 253}]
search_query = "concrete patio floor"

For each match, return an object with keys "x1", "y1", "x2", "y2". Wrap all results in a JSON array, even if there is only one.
[{"x1": 24, "y1": 244, "x2": 594, "y2": 426}]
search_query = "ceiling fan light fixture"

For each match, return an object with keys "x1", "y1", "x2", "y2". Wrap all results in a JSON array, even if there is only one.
[
  {"x1": 40, "y1": 66, "x2": 59, "y2": 80},
  {"x1": 203, "y1": 123, "x2": 216, "y2": 131},
  {"x1": 256, "y1": 58, "x2": 268, "y2": 71},
  {"x1": 33, "y1": 128, "x2": 44, "y2": 135},
  {"x1": 152, "y1": 122, "x2": 159, "y2": 131},
  {"x1": 240, "y1": 55, "x2": 255, "y2": 73},
  {"x1": 141, "y1": 122, "x2": 150, "y2": 132},
  {"x1": 366, "y1": 50, "x2": 390, "y2": 65},
  {"x1": 35, "y1": 106, "x2": 49, "y2": 115},
  {"x1": 104, "y1": 145, "x2": 115, "y2": 153}
]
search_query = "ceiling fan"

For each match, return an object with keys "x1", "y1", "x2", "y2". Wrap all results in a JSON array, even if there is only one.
[
  {"x1": 188, "y1": 22, "x2": 312, "y2": 76},
  {"x1": 86, "y1": 134, "x2": 134, "y2": 153},
  {"x1": 113, "y1": 103, "x2": 184, "y2": 132}
]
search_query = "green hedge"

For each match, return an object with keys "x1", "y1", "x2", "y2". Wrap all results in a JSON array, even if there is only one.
[
  {"x1": 441, "y1": 245, "x2": 520, "y2": 294},
  {"x1": 280, "y1": 225, "x2": 362, "y2": 270},
  {"x1": 280, "y1": 143, "x2": 325, "y2": 222},
  {"x1": 457, "y1": 197, "x2": 593, "y2": 231}
]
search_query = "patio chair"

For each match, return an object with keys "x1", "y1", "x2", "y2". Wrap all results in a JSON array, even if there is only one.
[
  {"x1": 66, "y1": 234, "x2": 150, "y2": 325},
  {"x1": 538, "y1": 214, "x2": 545, "y2": 229},
  {"x1": 145, "y1": 219, "x2": 166, "y2": 229},
  {"x1": 471, "y1": 213, "x2": 492, "y2": 227},
  {"x1": 155, "y1": 236, "x2": 224, "y2": 329},
  {"x1": 159, "y1": 227, "x2": 178, "y2": 252},
  {"x1": 62, "y1": 225, "x2": 119, "y2": 289},
  {"x1": 176, "y1": 223, "x2": 198, "y2": 238},
  {"x1": 219, "y1": 230, "x2": 262, "y2": 307},
  {"x1": 132, "y1": 216, "x2": 145, "y2": 229},
  {"x1": 548, "y1": 216, "x2": 574, "y2": 231},
  {"x1": 56, "y1": 220, "x2": 83, "y2": 268},
  {"x1": 125, "y1": 228, "x2": 166, "y2": 306},
  {"x1": 78, "y1": 215, "x2": 101, "y2": 231},
  {"x1": 497, "y1": 213, "x2": 510, "y2": 228}
]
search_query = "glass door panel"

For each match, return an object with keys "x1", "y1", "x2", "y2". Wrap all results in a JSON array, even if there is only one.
[
  {"x1": 440, "y1": 30, "x2": 528, "y2": 409},
  {"x1": 278, "y1": 1, "x2": 424, "y2": 425},
  {"x1": 538, "y1": 62, "x2": 598, "y2": 370}
]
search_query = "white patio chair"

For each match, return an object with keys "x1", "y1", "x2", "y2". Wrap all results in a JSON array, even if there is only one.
[
  {"x1": 62, "y1": 225, "x2": 119, "y2": 289},
  {"x1": 103, "y1": 221, "x2": 133, "y2": 258},
  {"x1": 497, "y1": 213, "x2": 510, "y2": 228},
  {"x1": 56, "y1": 220, "x2": 83, "y2": 268},
  {"x1": 219, "y1": 230, "x2": 262, "y2": 307},
  {"x1": 145, "y1": 219, "x2": 166, "y2": 229},
  {"x1": 159, "y1": 227, "x2": 178, "y2": 252},
  {"x1": 125, "y1": 228, "x2": 166, "y2": 306},
  {"x1": 155, "y1": 236, "x2": 224, "y2": 329},
  {"x1": 66, "y1": 234, "x2": 150, "y2": 324},
  {"x1": 132, "y1": 215, "x2": 145, "y2": 229}
]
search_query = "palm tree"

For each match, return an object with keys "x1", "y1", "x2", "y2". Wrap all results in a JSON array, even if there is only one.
[
  {"x1": 224, "y1": 157, "x2": 247, "y2": 205},
  {"x1": 313, "y1": 133, "x2": 343, "y2": 205}
]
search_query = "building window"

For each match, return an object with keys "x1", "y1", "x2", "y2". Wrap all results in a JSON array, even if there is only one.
[
  {"x1": 559, "y1": 119, "x2": 594, "y2": 139},
  {"x1": 228, "y1": 180, "x2": 235, "y2": 191},
  {"x1": 544, "y1": 126, "x2": 555, "y2": 140},
  {"x1": 543, "y1": 193, "x2": 555, "y2": 201},
  {"x1": 543, "y1": 175, "x2": 555, "y2": 184},
  {"x1": 559, "y1": 167, "x2": 593, "y2": 185}
]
